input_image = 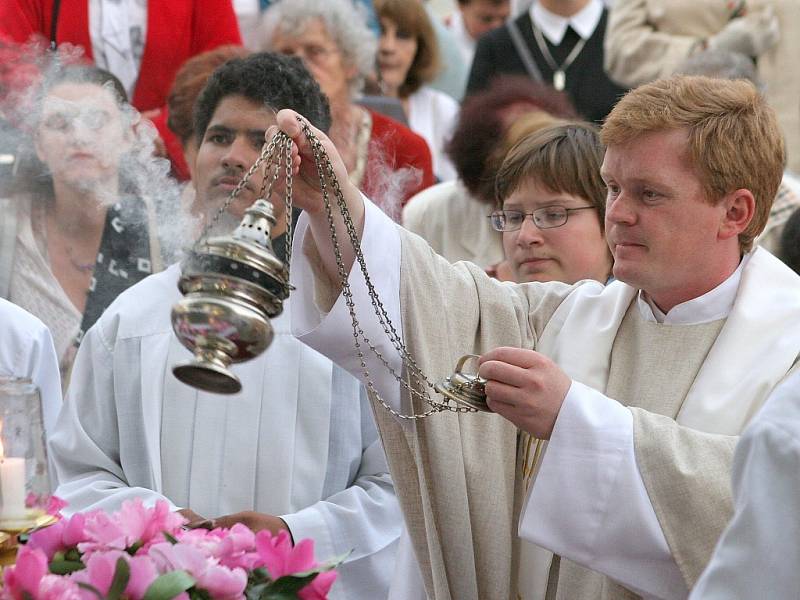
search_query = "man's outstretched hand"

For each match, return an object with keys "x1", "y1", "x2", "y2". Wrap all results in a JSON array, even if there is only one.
[{"x1": 479, "y1": 347, "x2": 572, "y2": 439}]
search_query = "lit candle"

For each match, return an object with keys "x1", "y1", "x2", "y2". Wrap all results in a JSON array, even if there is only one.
[{"x1": 0, "y1": 436, "x2": 26, "y2": 521}]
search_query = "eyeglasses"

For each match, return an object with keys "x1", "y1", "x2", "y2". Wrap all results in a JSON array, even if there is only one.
[
  {"x1": 41, "y1": 108, "x2": 112, "y2": 133},
  {"x1": 488, "y1": 206, "x2": 596, "y2": 232}
]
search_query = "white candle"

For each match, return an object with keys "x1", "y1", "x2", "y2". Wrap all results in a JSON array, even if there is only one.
[{"x1": 0, "y1": 439, "x2": 26, "y2": 521}]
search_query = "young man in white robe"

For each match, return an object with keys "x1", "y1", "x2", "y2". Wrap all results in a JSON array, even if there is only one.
[
  {"x1": 270, "y1": 74, "x2": 800, "y2": 600},
  {"x1": 0, "y1": 299, "x2": 61, "y2": 436},
  {"x1": 48, "y1": 53, "x2": 401, "y2": 600}
]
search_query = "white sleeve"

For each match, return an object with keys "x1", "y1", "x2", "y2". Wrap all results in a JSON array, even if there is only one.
[
  {"x1": 519, "y1": 381, "x2": 687, "y2": 599},
  {"x1": 26, "y1": 321, "x2": 62, "y2": 437},
  {"x1": 280, "y1": 387, "x2": 401, "y2": 599},
  {"x1": 49, "y1": 321, "x2": 176, "y2": 515},
  {"x1": 290, "y1": 197, "x2": 404, "y2": 413},
  {"x1": 690, "y1": 376, "x2": 800, "y2": 599}
]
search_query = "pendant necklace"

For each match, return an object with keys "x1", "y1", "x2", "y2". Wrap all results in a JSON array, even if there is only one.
[{"x1": 531, "y1": 22, "x2": 587, "y2": 92}]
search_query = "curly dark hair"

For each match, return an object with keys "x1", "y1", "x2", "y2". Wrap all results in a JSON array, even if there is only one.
[
  {"x1": 167, "y1": 45, "x2": 250, "y2": 145},
  {"x1": 446, "y1": 76, "x2": 576, "y2": 203},
  {"x1": 781, "y1": 207, "x2": 800, "y2": 275},
  {"x1": 193, "y1": 52, "x2": 332, "y2": 144}
]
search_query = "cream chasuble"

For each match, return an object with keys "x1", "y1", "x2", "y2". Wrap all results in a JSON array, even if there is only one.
[{"x1": 291, "y1": 200, "x2": 800, "y2": 600}]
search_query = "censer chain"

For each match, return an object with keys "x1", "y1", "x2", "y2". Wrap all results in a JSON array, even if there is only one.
[
  {"x1": 218, "y1": 119, "x2": 476, "y2": 420},
  {"x1": 297, "y1": 118, "x2": 475, "y2": 419}
]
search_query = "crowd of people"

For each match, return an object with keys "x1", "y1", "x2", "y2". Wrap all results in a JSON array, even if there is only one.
[{"x1": 0, "y1": 0, "x2": 799, "y2": 599}]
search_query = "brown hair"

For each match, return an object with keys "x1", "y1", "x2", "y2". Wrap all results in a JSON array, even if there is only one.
[
  {"x1": 447, "y1": 76, "x2": 576, "y2": 203},
  {"x1": 374, "y1": 0, "x2": 439, "y2": 97},
  {"x1": 602, "y1": 75, "x2": 784, "y2": 252},
  {"x1": 167, "y1": 45, "x2": 250, "y2": 144},
  {"x1": 496, "y1": 122, "x2": 607, "y2": 225}
]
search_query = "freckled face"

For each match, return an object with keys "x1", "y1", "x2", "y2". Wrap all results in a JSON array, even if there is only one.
[{"x1": 602, "y1": 129, "x2": 731, "y2": 299}]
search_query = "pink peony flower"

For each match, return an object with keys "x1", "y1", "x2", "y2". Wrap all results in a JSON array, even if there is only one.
[
  {"x1": 126, "y1": 555, "x2": 160, "y2": 600},
  {"x1": 118, "y1": 499, "x2": 186, "y2": 550},
  {"x1": 178, "y1": 523, "x2": 258, "y2": 571},
  {"x1": 37, "y1": 575, "x2": 89, "y2": 600},
  {"x1": 27, "y1": 513, "x2": 86, "y2": 561},
  {"x1": 46, "y1": 496, "x2": 69, "y2": 516},
  {"x1": 79, "y1": 499, "x2": 186, "y2": 557},
  {"x1": 79, "y1": 510, "x2": 128, "y2": 555},
  {"x1": 70, "y1": 550, "x2": 126, "y2": 596},
  {"x1": 148, "y1": 542, "x2": 247, "y2": 599},
  {"x1": 254, "y1": 530, "x2": 317, "y2": 580},
  {"x1": 3, "y1": 546, "x2": 49, "y2": 600},
  {"x1": 299, "y1": 570, "x2": 338, "y2": 600}
]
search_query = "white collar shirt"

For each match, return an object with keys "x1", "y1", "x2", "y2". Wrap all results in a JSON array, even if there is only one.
[
  {"x1": 638, "y1": 253, "x2": 750, "y2": 325},
  {"x1": 530, "y1": 0, "x2": 604, "y2": 45}
]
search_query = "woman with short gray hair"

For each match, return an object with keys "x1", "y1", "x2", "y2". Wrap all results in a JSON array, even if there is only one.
[{"x1": 259, "y1": 0, "x2": 434, "y2": 220}]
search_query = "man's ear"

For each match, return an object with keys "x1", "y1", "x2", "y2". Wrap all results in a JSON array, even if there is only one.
[{"x1": 718, "y1": 188, "x2": 756, "y2": 242}]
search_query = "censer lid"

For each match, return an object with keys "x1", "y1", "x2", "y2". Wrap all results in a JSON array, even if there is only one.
[
  {"x1": 434, "y1": 354, "x2": 491, "y2": 412},
  {"x1": 194, "y1": 199, "x2": 290, "y2": 288}
]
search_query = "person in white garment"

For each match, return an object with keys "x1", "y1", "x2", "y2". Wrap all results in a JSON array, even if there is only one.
[
  {"x1": 48, "y1": 52, "x2": 400, "y2": 600},
  {"x1": 688, "y1": 368, "x2": 800, "y2": 599},
  {"x1": 271, "y1": 73, "x2": 800, "y2": 600},
  {"x1": 0, "y1": 299, "x2": 61, "y2": 436}
]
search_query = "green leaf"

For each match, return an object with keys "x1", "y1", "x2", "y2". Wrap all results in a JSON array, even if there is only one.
[
  {"x1": 65, "y1": 547, "x2": 82, "y2": 562},
  {"x1": 106, "y1": 557, "x2": 131, "y2": 600},
  {"x1": 162, "y1": 531, "x2": 179, "y2": 545},
  {"x1": 49, "y1": 559, "x2": 86, "y2": 575},
  {"x1": 259, "y1": 591, "x2": 302, "y2": 600},
  {"x1": 143, "y1": 571, "x2": 197, "y2": 600},
  {"x1": 127, "y1": 540, "x2": 143, "y2": 555},
  {"x1": 76, "y1": 583, "x2": 105, "y2": 600},
  {"x1": 265, "y1": 573, "x2": 318, "y2": 595},
  {"x1": 245, "y1": 582, "x2": 270, "y2": 600}
]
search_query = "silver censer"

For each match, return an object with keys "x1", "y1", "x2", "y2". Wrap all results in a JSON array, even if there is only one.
[
  {"x1": 171, "y1": 199, "x2": 290, "y2": 394},
  {"x1": 169, "y1": 124, "x2": 490, "y2": 416}
]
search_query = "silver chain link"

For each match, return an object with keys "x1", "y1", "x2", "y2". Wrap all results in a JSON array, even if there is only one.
[{"x1": 197, "y1": 118, "x2": 475, "y2": 420}]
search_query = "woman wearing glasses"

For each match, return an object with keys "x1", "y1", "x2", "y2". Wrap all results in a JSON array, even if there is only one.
[
  {"x1": 490, "y1": 121, "x2": 613, "y2": 284},
  {"x1": 258, "y1": 0, "x2": 434, "y2": 221}
]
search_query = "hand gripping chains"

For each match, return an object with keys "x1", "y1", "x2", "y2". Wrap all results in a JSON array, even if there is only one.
[{"x1": 171, "y1": 116, "x2": 489, "y2": 417}]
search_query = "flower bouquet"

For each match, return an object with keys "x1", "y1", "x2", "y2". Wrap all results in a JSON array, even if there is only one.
[{"x1": 2, "y1": 499, "x2": 339, "y2": 600}]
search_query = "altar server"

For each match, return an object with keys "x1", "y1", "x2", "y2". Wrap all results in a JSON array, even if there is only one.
[
  {"x1": 0, "y1": 299, "x2": 61, "y2": 435},
  {"x1": 48, "y1": 52, "x2": 400, "y2": 600}
]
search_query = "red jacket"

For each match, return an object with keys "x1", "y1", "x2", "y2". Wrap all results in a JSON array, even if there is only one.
[
  {"x1": 364, "y1": 110, "x2": 434, "y2": 220},
  {"x1": 0, "y1": 0, "x2": 242, "y2": 112}
]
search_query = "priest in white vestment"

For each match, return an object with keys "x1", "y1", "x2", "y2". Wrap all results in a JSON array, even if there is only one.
[
  {"x1": 0, "y1": 298, "x2": 61, "y2": 436},
  {"x1": 48, "y1": 53, "x2": 401, "y2": 599},
  {"x1": 689, "y1": 368, "x2": 800, "y2": 599},
  {"x1": 270, "y1": 74, "x2": 800, "y2": 600}
]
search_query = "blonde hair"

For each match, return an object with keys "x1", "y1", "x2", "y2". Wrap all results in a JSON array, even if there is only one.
[{"x1": 602, "y1": 75, "x2": 784, "y2": 252}]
